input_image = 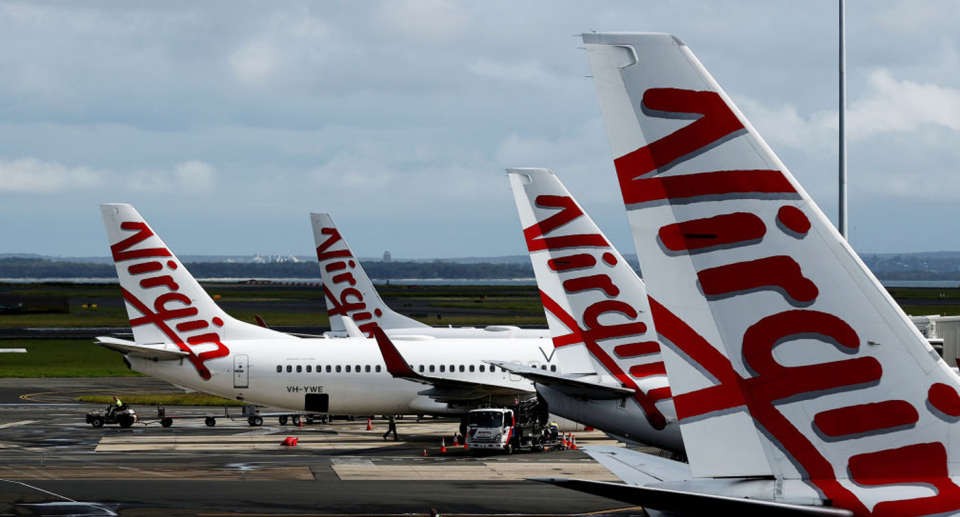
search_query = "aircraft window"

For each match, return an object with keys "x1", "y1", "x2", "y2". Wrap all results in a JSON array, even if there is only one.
[
  {"x1": 419, "y1": 365, "x2": 424, "y2": 373},
  {"x1": 459, "y1": 365, "x2": 465, "y2": 373},
  {"x1": 326, "y1": 365, "x2": 332, "y2": 373},
  {"x1": 490, "y1": 366, "x2": 496, "y2": 373},
  {"x1": 469, "y1": 365, "x2": 475, "y2": 372},
  {"x1": 316, "y1": 365, "x2": 321, "y2": 372},
  {"x1": 479, "y1": 365, "x2": 485, "y2": 373},
  {"x1": 286, "y1": 365, "x2": 292, "y2": 373},
  {"x1": 429, "y1": 365, "x2": 435, "y2": 373},
  {"x1": 356, "y1": 365, "x2": 361, "y2": 372},
  {"x1": 276, "y1": 365, "x2": 282, "y2": 373},
  {"x1": 541, "y1": 365, "x2": 547, "y2": 370},
  {"x1": 296, "y1": 365, "x2": 302, "y2": 373},
  {"x1": 440, "y1": 365, "x2": 445, "y2": 373},
  {"x1": 550, "y1": 365, "x2": 557, "y2": 372},
  {"x1": 345, "y1": 365, "x2": 351, "y2": 373},
  {"x1": 375, "y1": 365, "x2": 382, "y2": 373},
  {"x1": 450, "y1": 365, "x2": 454, "y2": 372},
  {"x1": 336, "y1": 365, "x2": 341, "y2": 373},
  {"x1": 306, "y1": 365, "x2": 312, "y2": 373},
  {"x1": 365, "y1": 365, "x2": 371, "y2": 373}
]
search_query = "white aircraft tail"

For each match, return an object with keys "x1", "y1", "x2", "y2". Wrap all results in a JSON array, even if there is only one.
[
  {"x1": 507, "y1": 168, "x2": 672, "y2": 432},
  {"x1": 585, "y1": 32, "x2": 960, "y2": 514},
  {"x1": 101, "y1": 204, "x2": 289, "y2": 379},
  {"x1": 310, "y1": 213, "x2": 428, "y2": 337}
]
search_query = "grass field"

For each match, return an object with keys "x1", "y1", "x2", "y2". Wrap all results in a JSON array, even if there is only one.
[
  {"x1": 0, "y1": 339, "x2": 137, "y2": 377},
  {"x1": 3, "y1": 282, "x2": 956, "y2": 379}
]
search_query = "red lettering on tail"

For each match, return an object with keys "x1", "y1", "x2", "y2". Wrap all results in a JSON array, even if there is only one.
[
  {"x1": 659, "y1": 212, "x2": 765, "y2": 252},
  {"x1": 614, "y1": 88, "x2": 744, "y2": 183},
  {"x1": 698, "y1": 256, "x2": 819, "y2": 305},
  {"x1": 524, "y1": 195, "x2": 608, "y2": 251},
  {"x1": 111, "y1": 222, "x2": 172, "y2": 262}
]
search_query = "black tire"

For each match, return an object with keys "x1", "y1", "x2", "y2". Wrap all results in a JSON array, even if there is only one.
[
  {"x1": 118, "y1": 415, "x2": 134, "y2": 428},
  {"x1": 161, "y1": 418, "x2": 173, "y2": 428},
  {"x1": 248, "y1": 416, "x2": 263, "y2": 427},
  {"x1": 91, "y1": 417, "x2": 104, "y2": 428},
  {"x1": 278, "y1": 415, "x2": 288, "y2": 425},
  {"x1": 292, "y1": 415, "x2": 301, "y2": 426},
  {"x1": 204, "y1": 417, "x2": 216, "y2": 427}
]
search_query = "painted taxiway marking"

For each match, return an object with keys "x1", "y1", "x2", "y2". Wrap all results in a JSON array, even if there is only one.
[
  {"x1": 94, "y1": 434, "x2": 406, "y2": 452},
  {"x1": 0, "y1": 420, "x2": 38, "y2": 429},
  {"x1": 332, "y1": 462, "x2": 620, "y2": 481},
  {"x1": 0, "y1": 465, "x2": 314, "y2": 481},
  {"x1": 199, "y1": 514, "x2": 643, "y2": 517}
]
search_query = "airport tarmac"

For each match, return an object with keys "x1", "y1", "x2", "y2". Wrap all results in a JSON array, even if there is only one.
[{"x1": 0, "y1": 378, "x2": 648, "y2": 516}]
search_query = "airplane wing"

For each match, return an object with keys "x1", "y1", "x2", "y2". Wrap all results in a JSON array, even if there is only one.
[
  {"x1": 486, "y1": 360, "x2": 634, "y2": 400},
  {"x1": 373, "y1": 327, "x2": 532, "y2": 401},
  {"x1": 95, "y1": 336, "x2": 189, "y2": 361},
  {"x1": 580, "y1": 446, "x2": 690, "y2": 485},
  {"x1": 534, "y1": 478, "x2": 853, "y2": 517}
]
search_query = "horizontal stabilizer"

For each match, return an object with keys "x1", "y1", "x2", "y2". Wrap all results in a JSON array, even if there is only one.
[
  {"x1": 373, "y1": 327, "x2": 531, "y2": 398},
  {"x1": 487, "y1": 360, "x2": 633, "y2": 399},
  {"x1": 534, "y1": 478, "x2": 853, "y2": 517},
  {"x1": 95, "y1": 336, "x2": 188, "y2": 361},
  {"x1": 581, "y1": 446, "x2": 690, "y2": 485}
]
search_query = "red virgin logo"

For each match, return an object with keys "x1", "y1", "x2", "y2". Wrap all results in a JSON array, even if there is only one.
[
  {"x1": 315, "y1": 226, "x2": 382, "y2": 337},
  {"x1": 112, "y1": 221, "x2": 229, "y2": 380},
  {"x1": 524, "y1": 194, "x2": 670, "y2": 430},
  {"x1": 621, "y1": 87, "x2": 960, "y2": 516}
]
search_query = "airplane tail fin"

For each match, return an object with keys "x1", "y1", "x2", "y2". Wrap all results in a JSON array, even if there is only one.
[
  {"x1": 310, "y1": 213, "x2": 428, "y2": 337},
  {"x1": 507, "y1": 168, "x2": 672, "y2": 432},
  {"x1": 584, "y1": 32, "x2": 960, "y2": 513},
  {"x1": 101, "y1": 204, "x2": 289, "y2": 377}
]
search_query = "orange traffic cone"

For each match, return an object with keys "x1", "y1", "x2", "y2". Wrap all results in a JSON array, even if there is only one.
[
  {"x1": 298, "y1": 416, "x2": 304, "y2": 427},
  {"x1": 563, "y1": 433, "x2": 569, "y2": 448},
  {"x1": 366, "y1": 418, "x2": 373, "y2": 431},
  {"x1": 453, "y1": 433, "x2": 459, "y2": 447},
  {"x1": 440, "y1": 437, "x2": 447, "y2": 453},
  {"x1": 422, "y1": 447, "x2": 428, "y2": 457},
  {"x1": 463, "y1": 439, "x2": 468, "y2": 450},
  {"x1": 571, "y1": 435, "x2": 578, "y2": 450}
]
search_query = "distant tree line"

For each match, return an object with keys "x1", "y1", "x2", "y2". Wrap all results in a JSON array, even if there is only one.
[
  {"x1": 0, "y1": 257, "x2": 535, "y2": 280},
  {"x1": 4, "y1": 256, "x2": 960, "y2": 281}
]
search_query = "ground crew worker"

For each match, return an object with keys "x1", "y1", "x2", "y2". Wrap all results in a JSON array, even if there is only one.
[
  {"x1": 429, "y1": 509, "x2": 441, "y2": 517},
  {"x1": 108, "y1": 396, "x2": 123, "y2": 417},
  {"x1": 383, "y1": 415, "x2": 398, "y2": 441},
  {"x1": 548, "y1": 421, "x2": 559, "y2": 441}
]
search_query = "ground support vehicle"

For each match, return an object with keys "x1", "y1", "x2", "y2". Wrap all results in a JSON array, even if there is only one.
[
  {"x1": 154, "y1": 404, "x2": 309, "y2": 428},
  {"x1": 86, "y1": 405, "x2": 138, "y2": 428},
  {"x1": 465, "y1": 400, "x2": 563, "y2": 454}
]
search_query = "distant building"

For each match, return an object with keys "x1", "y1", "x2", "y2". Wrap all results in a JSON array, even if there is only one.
[{"x1": 383, "y1": 251, "x2": 392, "y2": 263}]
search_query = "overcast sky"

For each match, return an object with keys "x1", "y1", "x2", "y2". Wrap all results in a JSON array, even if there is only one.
[{"x1": 1, "y1": 0, "x2": 958, "y2": 260}]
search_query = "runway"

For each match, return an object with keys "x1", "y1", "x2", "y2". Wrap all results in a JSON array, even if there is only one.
[{"x1": 0, "y1": 378, "x2": 646, "y2": 516}]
